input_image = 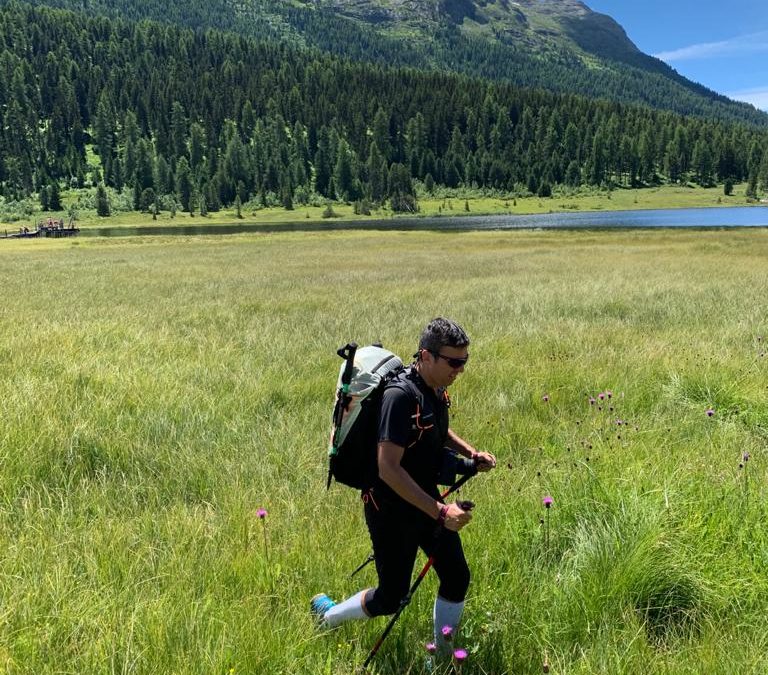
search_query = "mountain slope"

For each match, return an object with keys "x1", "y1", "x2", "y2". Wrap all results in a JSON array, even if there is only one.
[
  {"x1": 12, "y1": 0, "x2": 767, "y2": 126},
  {"x1": 284, "y1": 0, "x2": 766, "y2": 125}
]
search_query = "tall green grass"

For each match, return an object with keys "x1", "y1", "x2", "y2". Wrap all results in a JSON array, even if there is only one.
[{"x1": 1, "y1": 229, "x2": 768, "y2": 673}]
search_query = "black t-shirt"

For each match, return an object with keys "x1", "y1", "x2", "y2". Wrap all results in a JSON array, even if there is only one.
[{"x1": 376, "y1": 367, "x2": 450, "y2": 502}]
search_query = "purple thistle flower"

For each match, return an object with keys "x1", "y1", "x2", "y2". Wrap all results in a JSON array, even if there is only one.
[
  {"x1": 441, "y1": 625, "x2": 454, "y2": 640},
  {"x1": 606, "y1": 390, "x2": 613, "y2": 399},
  {"x1": 589, "y1": 397, "x2": 596, "y2": 405},
  {"x1": 598, "y1": 392, "x2": 605, "y2": 400},
  {"x1": 425, "y1": 643, "x2": 437, "y2": 654},
  {"x1": 257, "y1": 508, "x2": 268, "y2": 519},
  {"x1": 453, "y1": 648, "x2": 468, "y2": 662},
  {"x1": 542, "y1": 394, "x2": 550, "y2": 403},
  {"x1": 543, "y1": 495, "x2": 554, "y2": 508},
  {"x1": 706, "y1": 408, "x2": 715, "y2": 417},
  {"x1": 743, "y1": 452, "x2": 751, "y2": 462}
]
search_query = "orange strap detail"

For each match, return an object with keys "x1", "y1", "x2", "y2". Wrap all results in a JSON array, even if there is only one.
[
  {"x1": 407, "y1": 402, "x2": 435, "y2": 448},
  {"x1": 362, "y1": 489, "x2": 379, "y2": 511}
]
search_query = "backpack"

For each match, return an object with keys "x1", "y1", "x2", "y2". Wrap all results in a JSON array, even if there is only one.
[{"x1": 327, "y1": 342, "x2": 404, "y2": 490}]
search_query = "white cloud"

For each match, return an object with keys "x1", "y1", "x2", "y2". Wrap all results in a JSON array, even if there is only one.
[
  {"x1": 654, "y1": 31, "x2": 768, "y2": 62},
  {"x1": 727, "y1": 86, "x2": 768, "y2": 112}
]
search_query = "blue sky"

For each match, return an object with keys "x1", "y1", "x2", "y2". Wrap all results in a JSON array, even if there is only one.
[{"x1": 585, "y1": 1, "x2": 768, "y2": 111}]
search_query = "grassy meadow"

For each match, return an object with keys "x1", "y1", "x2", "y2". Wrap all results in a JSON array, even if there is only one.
[{"x1": 1, "y1": 228, "x2": 768, "y2": 674}]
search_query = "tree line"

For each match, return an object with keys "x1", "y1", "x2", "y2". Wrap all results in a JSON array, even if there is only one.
[{"x1": 1, "y1": 1, "x2": 767, "y2": 216}]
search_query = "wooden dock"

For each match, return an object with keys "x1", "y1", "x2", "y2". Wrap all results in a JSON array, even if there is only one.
[{"x1": 3, "y1": 218, "x2": 79, "y2": 239}]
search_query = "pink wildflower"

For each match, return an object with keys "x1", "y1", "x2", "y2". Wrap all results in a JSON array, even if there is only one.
[
  {"x1": 543, "y1": 495, "x2": 554, "y2": 508},
  {"x1": 257, "y1": 508, "x2": 268, "y2": 519},
  {"x1": 453, "y1": 648, "x2": 468, "y2": 662}
]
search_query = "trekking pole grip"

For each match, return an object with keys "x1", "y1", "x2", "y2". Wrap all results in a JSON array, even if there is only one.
[
  {"x1": 336, "y1": 342, "x2": 357, "y2": 407},
  {"x1": 337, "y1": 342, "x2": 358, "y2": 389}
]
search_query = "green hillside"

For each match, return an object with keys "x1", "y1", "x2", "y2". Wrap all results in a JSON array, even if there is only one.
[{"x1": 14, "y1": 0, "x2": 768, "y2": 127}]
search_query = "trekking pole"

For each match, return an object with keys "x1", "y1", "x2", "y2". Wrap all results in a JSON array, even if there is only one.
[
  {"x1": 360, "y1": 472, "x2": 477, "y2": 672},
  {"x1": 350, "y1": 552, "x2": 376, "y2": 579},
  {"x1": 350, "y1": 461, "x2": 477, "y2": 578}
]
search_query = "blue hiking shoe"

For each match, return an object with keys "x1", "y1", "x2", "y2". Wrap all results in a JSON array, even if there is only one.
[{"x1": 310, "y1": 593, "x2": 336, "y2": 627}]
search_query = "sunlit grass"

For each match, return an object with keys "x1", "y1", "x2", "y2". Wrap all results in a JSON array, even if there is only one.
[{"x1": 1, "y1": 229, "x2": 768, "y2": 673}]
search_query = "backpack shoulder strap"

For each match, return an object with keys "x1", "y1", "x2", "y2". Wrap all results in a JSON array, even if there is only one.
[{"x1": 384, "y1": 366, "x2": 434, "y2": 448}]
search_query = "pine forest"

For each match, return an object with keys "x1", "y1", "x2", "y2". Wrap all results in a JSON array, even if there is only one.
[{"x1": 2, "y1": 1, "x2": 768, "y2": 217}]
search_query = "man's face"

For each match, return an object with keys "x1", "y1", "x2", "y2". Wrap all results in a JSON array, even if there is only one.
[{"x1": 423, "y1": 345, "x2": 469, "y2": 389}]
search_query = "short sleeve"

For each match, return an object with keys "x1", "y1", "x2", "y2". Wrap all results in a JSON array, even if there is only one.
[{"x1": 378, "y1": 386, "x2": 413, "y2": 448}]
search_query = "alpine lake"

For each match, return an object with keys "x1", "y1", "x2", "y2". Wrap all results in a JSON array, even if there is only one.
[{"x1": 78, "y1": 205, "x2": 768, "y2": 237}]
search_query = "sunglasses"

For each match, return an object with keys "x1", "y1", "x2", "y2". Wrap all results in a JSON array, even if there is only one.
[{"x1": 431, "y1": 351, "x2": 469, "y2": 369}]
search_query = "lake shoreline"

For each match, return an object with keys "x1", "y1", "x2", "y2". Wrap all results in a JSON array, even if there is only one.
[
  {"x1": 62, "y1": 205, "x2": 768, "y2": 238},
  {"x1": 6, "y1": 205, "x2": 768, "y2": 239},
  {"x1": 5, "y1": 183, "x2": 764, "y2": 232}
]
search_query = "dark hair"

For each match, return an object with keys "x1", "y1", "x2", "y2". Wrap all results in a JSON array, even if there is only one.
[{"x1": 418, "y1": 317, "x2": 470, "y2": 354}]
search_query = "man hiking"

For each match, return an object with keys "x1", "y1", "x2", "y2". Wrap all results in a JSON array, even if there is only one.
[{"x1": 312, "y1": 317, "x2": 497, "y2": 660}]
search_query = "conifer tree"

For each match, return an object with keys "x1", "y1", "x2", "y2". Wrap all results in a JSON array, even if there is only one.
[
  {"x1": 170, "y1": 101, "x2": 188, "y2": 161},
  {"x1": 333, "y1": 137, "x2": 358, "y2": 202},
  {"x1": 48, "y1": 180, "x2": 62, "y2": 210},
  {"x1": 366, "y1": 141, "x2": 388, "y2": 204},
  {"x1": 313, "y1": 128, "x2": 333, "y2": 197},
  {"x1": 96, "y1": 183, "x2": 110, "y2": 216},
  {"x1": 175, "y1": 156, "x2": 193, "y2": 211},
  {"x1": 388, "y1": 162, "x2": 417, "y2": 213},
  {"x1": 189, "y1": 122, "x2": 207, "y2": 175},
  {"x1": 372, "y1": 107, "x2": 393, "y2": 164}
]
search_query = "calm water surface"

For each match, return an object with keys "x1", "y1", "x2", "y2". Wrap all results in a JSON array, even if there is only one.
[{"x1": 80, "y1": 206, "x2": 768, "y2": 237}]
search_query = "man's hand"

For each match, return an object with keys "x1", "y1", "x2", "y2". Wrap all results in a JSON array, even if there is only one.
[
  {"x1": 474, "y1": 451, "x2": 497, "y2": 472},
  {"x1": 443, "y1": 502, "x2": 473, "y2": 531}
]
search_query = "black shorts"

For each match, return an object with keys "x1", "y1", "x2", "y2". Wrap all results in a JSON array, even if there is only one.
[{"x1": 362, "y1": 495, "x2": 470, "y2": 616}]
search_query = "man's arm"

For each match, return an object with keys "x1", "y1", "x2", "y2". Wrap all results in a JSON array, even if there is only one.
[
  {"x1": 445, "y1": 429, "x2": 497, "y2": 472},
  {"x1": 377, "y1": 440, "x2": 471, "y2": 531}
]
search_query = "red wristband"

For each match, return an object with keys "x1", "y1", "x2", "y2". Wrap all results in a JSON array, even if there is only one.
[{"x1": 436, "y1": 504, "x2": 449, "y2": 526}]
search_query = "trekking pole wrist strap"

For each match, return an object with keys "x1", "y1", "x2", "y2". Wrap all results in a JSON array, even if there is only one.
[{"x1": 436, "y1": 504, "x2": 449, "y2": 526}]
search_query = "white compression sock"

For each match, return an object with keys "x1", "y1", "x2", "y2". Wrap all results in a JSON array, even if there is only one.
[
  {"x1": 323, "y1": 589, "x2": 370, "y2": 628},
  {"x1": 433, "y1": 595, "x2": 465, "y2": 656}
]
